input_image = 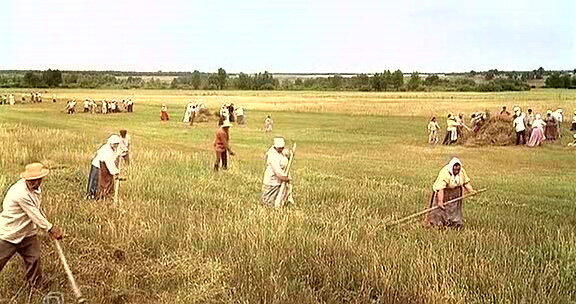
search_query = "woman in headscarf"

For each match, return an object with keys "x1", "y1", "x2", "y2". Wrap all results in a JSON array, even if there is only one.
[
  {"x1": 95, "y1": 135, "x2": 122, "y2": 200},
  {"x1": 160, "y1": 104, "x2": 169, "y2": 121},
  {"x1": 424, "y1": 158, "x2": 475, "y2": 228},
  {"x1": 527, "y1": 114, "x2": 546, "y2": 147},
  {"x1": 261, "y1": 137, "x2": 294, "y2": 207},
  {"x1": 544, "y1": 110, "x2": 557, "y2": 141}
]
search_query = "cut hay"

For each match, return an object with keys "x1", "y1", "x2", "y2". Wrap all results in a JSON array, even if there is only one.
[{"x1": 464, "y1": 113, "x2": 515, "y2": 146}]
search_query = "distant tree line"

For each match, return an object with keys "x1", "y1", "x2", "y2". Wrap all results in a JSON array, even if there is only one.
[{"x1": 0, "y1": 67, "x2": 574, "y2": 91}]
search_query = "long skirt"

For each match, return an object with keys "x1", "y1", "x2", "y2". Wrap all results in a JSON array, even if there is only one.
[
  {"x1": 96, "y1": 161, "x2": 114, "y2": 200},
  {"x1": 161, "y1": 111, "x2": 169, "y2": 121},
  {"x1": 424, "y1": 186, "x2": 464, "y2": 228},
  {"x1": 442, "y1": 130, "x2": 457, "y2": 145},
  {"x1": 545, "y1": 123, "x2": 557, "y2": 140},
  {"x1": 527, "y1": 127, "x2": 545, "y2": 147},
  {"x1": 261, "y1": 184, "x2": 293, "y2": 207},
  {"x1": 86, "y1": 165, "x2": 100, "y2": 199}
]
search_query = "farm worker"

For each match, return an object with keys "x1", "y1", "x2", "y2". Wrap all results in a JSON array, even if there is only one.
[
  {"x1": 127, "y1": 99, "x2": 134, "y2": 112},
  {"x1": 219, "y1": 104, "x2": 230, "y2": 126},
  {"x1": 264, "y1": 115, "x2": 273, "y2": 132},
  {"x1": 424, "y1": 158, "x2": 475, "y2": 228},
  {"x1": 500, "y1": 106, "x2": 511, "y2": 117},
  {"x1": 86, "y1": 135, "x2": 121, "y2": 200},
  {"x1": 8, "y1": 94, "x2": 15, "y2": 105},
  {"x1": 228, "y1": 104, "x2": 235, "y2": 123},
  {"x1": 183, "y1": 102, "x2": 193, "y2": 123},
  {"x1": 101, "y1": 100, "x2": 108, "y2": 114},
  {"x1": 527, "y1": 114, "x2": 546, "y2": 147},
  {"x1": 213, "y1": 121, "x2": 235, "y2": 171},
  {"x1": 22, "y1": 94, "x2": 26, "y2": 103},
  {"x1": 427, "y1": 117, "x2": 440, "y2": 144},
  {"x1": 442, "y1": 114, "x2": 459, "y2": 145},
  {"x1": 189, "y1": 105, "x2": 197, "y2": 126},
  {"x1": 0, "y1": 163, "x2": 64, "y2": 286},
  {"x1": 160, "y1": 104, "x2": 169, "y2": 121},
  {"x1": 118, "y1": 129, "x2": 131, "y2": 165},
  {"x1": 83, "y1": 99, "x2": 90, "y2": 112},
  {"x1": 261, "y1": 137, "x2": 294, "y2": 207},
  {"x1": 236, "y1": 106, "x2": 245, "y2": 125},
  {"x1": 571, "y1": 111, "x2": 576, "y2": 131},
  {"x1": 52, "y1": 94, "x2": 56, "y2": 103},
  {"x1": 544, "y1": 110, "x2": 558, "y2": 141},
  {"x1": 552, "y1": 109, "x2": 563, "y2": 137},
  {"x1": 513, "y1": 112, "x2": 527, "y2": 145}
]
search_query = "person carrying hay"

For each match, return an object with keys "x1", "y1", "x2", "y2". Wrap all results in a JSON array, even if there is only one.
[
  {"x1": 261, "y1": 137, "x2": 294, "y2": 207},
  {"x1": 424, "y1": 158, "x2": 475, "y2": 228},
  {"x1": 88, "y1": 135, "x2": 122, "y2": 200}
]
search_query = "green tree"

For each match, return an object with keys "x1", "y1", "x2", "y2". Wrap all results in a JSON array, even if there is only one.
[
  {"x1": 392, "y1": 70, "x2": 404, "y2": 90},
  {"x1": 371, "y1": 73, "x2": 383, "y2": 91},
  {"x1": 424, "y1": 74, "x2": 440, "y2": 86},
  {"x1": 191, "y1": 70, "x2": 201, "y2": 89},
  {"x1": 382, "y1": 70, "x2": 392, "y2": 91},
  {"x1": 407, "y1": 72, "x2": 421, "y2": 90},
  {"x1": 217, "y1": 68, "x2": 227, "y2": 90},
  {"x1": 23, "y1": 71, "x2": 42, "y2": 87},
  {"x1": 42, "y1": 69, "x2": 62, "y2": 87},
  {"x1": 329, "y1": 74, "x2": 343, "y2": 89}
]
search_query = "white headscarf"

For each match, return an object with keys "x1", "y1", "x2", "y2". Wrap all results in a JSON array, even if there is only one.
[{"x1": 446, "y1": 157, "x2": 462, "y2": 184}]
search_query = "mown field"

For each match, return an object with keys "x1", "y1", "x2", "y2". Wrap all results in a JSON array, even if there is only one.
[{"x1": 0, "y1": 89, "x2": 575, "y2": 303}]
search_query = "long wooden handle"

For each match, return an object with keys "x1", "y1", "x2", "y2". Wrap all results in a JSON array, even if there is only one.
[
  {"x1": 274, "y1": 143, "x2": 297, "y2": 207},
  {"x1": 54, "y1": 240, "x2": 86, "y2": 303},
  {"x1": 385, "y1": 188, "x2": 487, "y2": 227}
]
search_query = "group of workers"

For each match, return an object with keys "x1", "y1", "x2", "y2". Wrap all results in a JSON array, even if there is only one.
[
  {"x1": 0, "y1": 92, "x2": 52, "y2": 105},
  {"x1": 67, "y1": 99, "x2": 135, "y2": 115}
]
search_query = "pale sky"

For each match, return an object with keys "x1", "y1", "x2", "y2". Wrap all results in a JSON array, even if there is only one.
[{"x1": 1, "y1": 0, "x2": 574, "y2": 73}]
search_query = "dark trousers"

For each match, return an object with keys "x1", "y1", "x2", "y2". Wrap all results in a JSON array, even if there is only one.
[
  {"x1": 0, "y1": 236, "x2": 42, "y2": 286},
  {"x1": 214, "y1": 151, "x2": 228, "y2": 171},
  {"x1": 86, "y1": 165, "x2": 100, "y2": 199},
  {"x1": 189, "y1": 112, "x2": 196, "y2": 126},
  {"x1": 516, "y1": 131, "x2": 526, "y2": 145}
]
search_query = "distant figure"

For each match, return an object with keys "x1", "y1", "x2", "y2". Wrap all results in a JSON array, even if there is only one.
[
  {"x1": 219, "y1": 104, "x2": 230, "y2": 126},
  {"x1": 52, "y1": 94, "x2": 56, "y2": 103},
  {"x1": 83, "y1": 99, "x2": 90, "y2": 113},
  {"x1": 544, "y1": 111, "x2": 558, "y2": 141},
  {"x1": 571, "y1": 111, "x2": 576, "y2": 131},
  {"x1": 189, "y1": 105, "x2": 197, "y2": 126},
  {"x1": 161, "y1": 104, "x2": 169, "y2": 121},
  {"x1": 66, "y1": 100, "x2": 76, "y2": 114},
  {"x1": 552, "y1": 109, "x2": 563, "y2": 137},
  {"x1": 228, "y1": 103, "x2": 235, "y2": 123},
  {"x1": 8, "y1": 94, "x2": 14, "y2": 105},
  {"x1": 527, "y1": 114, "x2": 546, "y2": 147},
  {"x1": 427, "y1": 117, "x2": 440, "y2": 144},
  {"x1": 102, "y1": 100, "x2": 108, "y2": 114},
  {"x1": 95, "y1": 135, "x2": 122, "y2": 200},
  {"x1": 213, "y1": 121, "x2": 235, "y2": 171},
  {"x1": 264, "y1": 115, "x2": 274, "y2": 133},
  {"x1": 500, "y1": 106, "x2": 511, "y2": 117},
  {"x1": 183, "y1": 102, "x2": 193, "y2": 123},
  {"x1": 118, "y1": 129, "x2": 131, "y2": 165},
  {"x1": 236, "y1": 106, "x2": 245, "y2": 125},
  {"x1": 513, "y1": 113, "x2": 526, "y2": 145},
  {"x1": 21, "y1": 94, "x2": 26, "y2": 103}
]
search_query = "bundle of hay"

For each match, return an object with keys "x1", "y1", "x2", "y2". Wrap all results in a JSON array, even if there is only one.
[
  {"x1": 195, "y1": 107, "x2": 217, "y2": 123},
  {"x1": 464, "y1": 113, "x2": 515, "y2": 146}
]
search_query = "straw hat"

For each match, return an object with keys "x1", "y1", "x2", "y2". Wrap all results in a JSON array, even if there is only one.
[
  {"x1": 20, "y1": 163, "x2": 49, "y2": 180},
  {"x1": 222, "y1": 121, "x2": 232, "y2": 128},
  {"x1": 273, "y1": 137, "x2": 285, "y2": 148}
]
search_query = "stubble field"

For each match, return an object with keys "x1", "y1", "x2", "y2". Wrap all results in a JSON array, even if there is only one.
[{"x1": 0, "y1": 89, "x2": 575, "y2": 303}]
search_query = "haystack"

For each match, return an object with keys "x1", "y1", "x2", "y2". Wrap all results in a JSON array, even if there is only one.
[{"x1": 464, "y1": 113, "x2": 515, "y2": 146}]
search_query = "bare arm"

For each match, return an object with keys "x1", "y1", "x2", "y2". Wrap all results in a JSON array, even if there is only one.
[{"x1": 437, "y1": 189, "x2": 445, "y2": 209}]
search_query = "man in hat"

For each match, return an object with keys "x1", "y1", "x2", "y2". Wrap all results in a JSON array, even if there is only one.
[
  {"x1": 0, "y1": 163, "x2": 64, "y2": 286},
  {"x1": 213, "y1": 121, "x2": 235, "y2": 171},
  {"x1": 261, "y1": 137, "x2": 293, "y2": 207}
]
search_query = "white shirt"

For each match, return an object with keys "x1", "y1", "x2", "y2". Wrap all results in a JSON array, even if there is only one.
[
  {"x1": 513, "y1": 114, "x2": 526, "y2": 132},
  {"x1": 0, "y1": 179, "x2": 53, "y2": 244},
  {"x1": 118, "y1": 135, "x2": 131, "y2": 155},
  {"x1": 572, "y1": 115, "x2": 576, "y2": 124},
  {"x1": 262, "y1": 148, "x2": 289, "y2": 186},
  {"x1": 236, "y1": 107, "x2": 244, "y2": 116},
  {"x1": 91, "y1": 144, "x2": 120, "y2": 175}
]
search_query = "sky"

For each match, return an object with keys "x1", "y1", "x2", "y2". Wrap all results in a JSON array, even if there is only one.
[{"x1": 0, "y1": 0, "x2": 574, "y2": 73}]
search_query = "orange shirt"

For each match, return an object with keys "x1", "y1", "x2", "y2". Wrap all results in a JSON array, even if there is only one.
[{"x1": 213, "y1": 128, "x2": 229, "y2": 152}]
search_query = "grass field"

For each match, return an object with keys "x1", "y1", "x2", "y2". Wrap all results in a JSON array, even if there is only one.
[{"x1": 0, "y1": 89, "x2": 575, "y2": 303}]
